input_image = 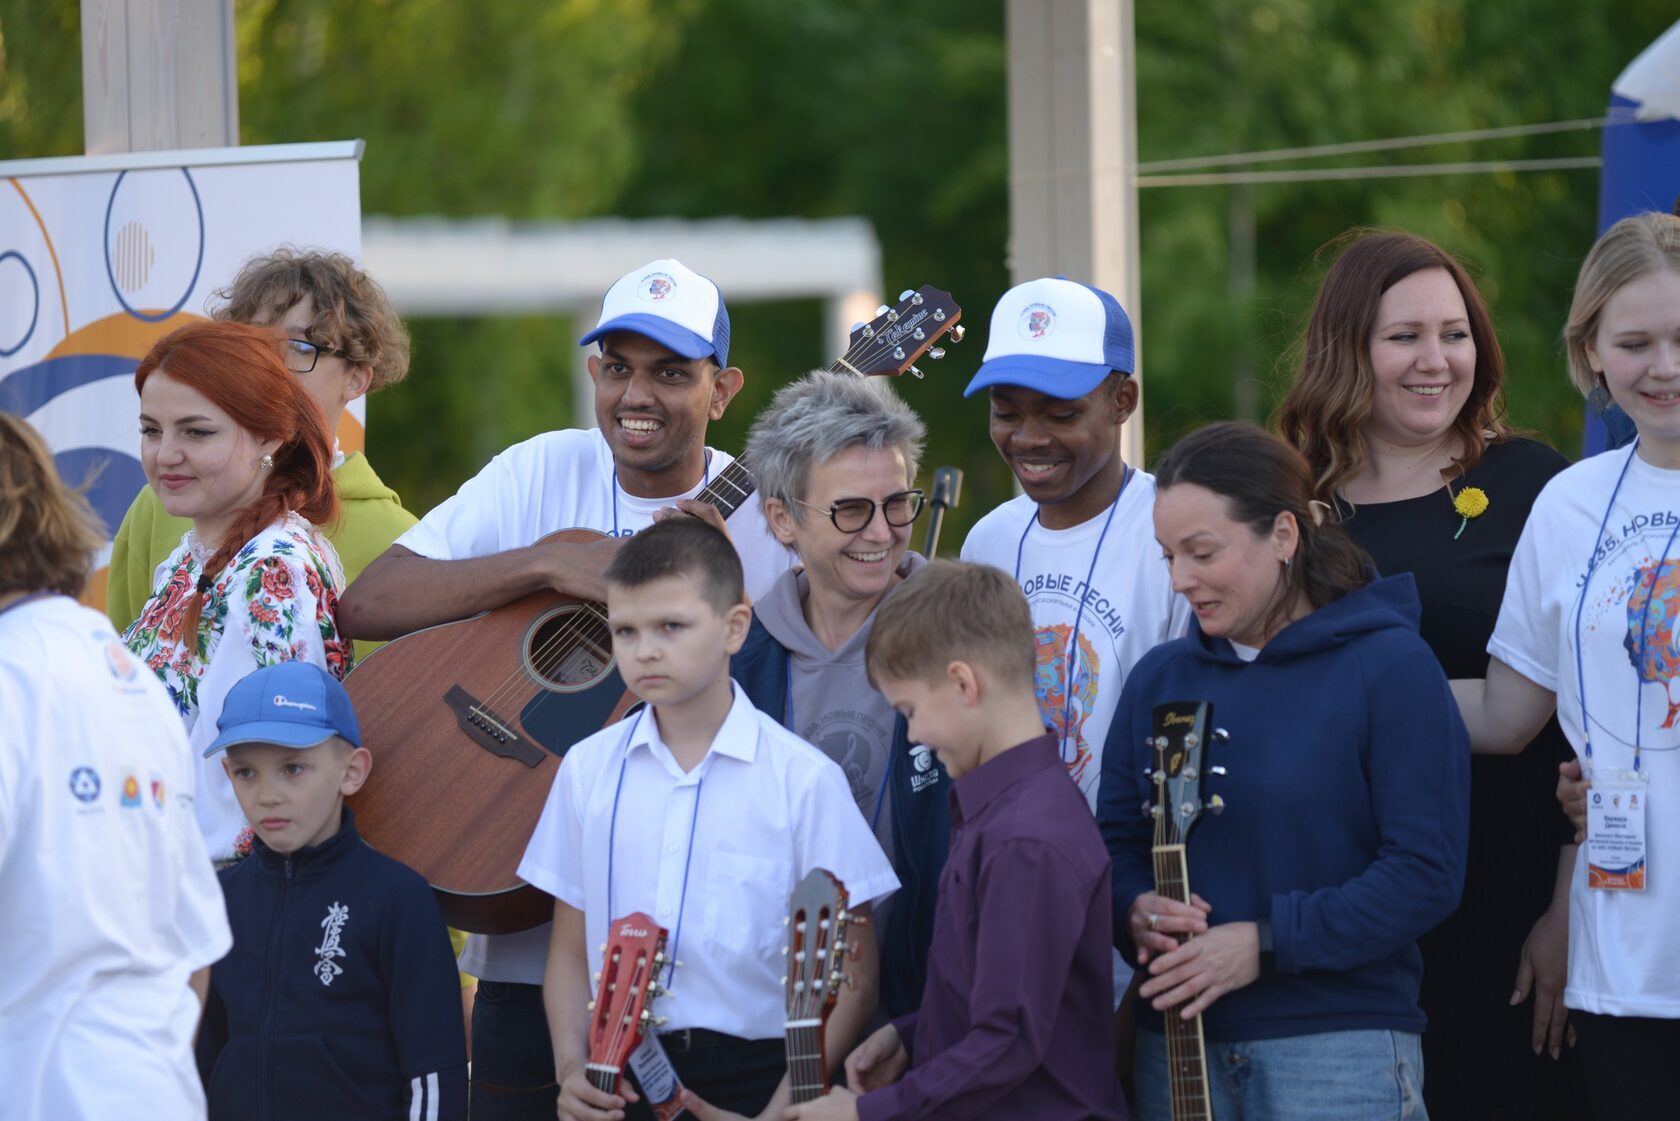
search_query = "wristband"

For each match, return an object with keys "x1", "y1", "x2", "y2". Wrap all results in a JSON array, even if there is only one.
[{"x1": 1256, "y1": 917, "x2": 1276, "y2": 978}]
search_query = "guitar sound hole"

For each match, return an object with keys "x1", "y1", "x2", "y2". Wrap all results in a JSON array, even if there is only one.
[{"x1": 523, "y1": 605, "x2": 615, "y2": 693}]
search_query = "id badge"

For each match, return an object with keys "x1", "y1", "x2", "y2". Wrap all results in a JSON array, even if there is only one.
[
  {"x1": 1587, "y1": 771, "x2": 1649, "y2": 891},
  {"x1": 627, "y1": 1033, "x2": 686, "y2": 1121}
]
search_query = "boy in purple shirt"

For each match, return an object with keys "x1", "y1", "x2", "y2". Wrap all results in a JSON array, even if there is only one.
[{"x1": 789, "y1": 560, "x2": 1127, "y2": 1121}]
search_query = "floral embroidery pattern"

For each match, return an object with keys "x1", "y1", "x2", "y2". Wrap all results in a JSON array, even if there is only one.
[{"x1": 123, "y1": 514, "x2": 351, "y2": 720}]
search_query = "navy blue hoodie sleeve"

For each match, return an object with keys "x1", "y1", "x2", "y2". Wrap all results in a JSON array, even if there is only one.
[
  {"x1": 382, "y1": 875, "x2": 468, "y2": 1121},
  {"x1": 1098, "y1": 662, "x2": 1158, "y2": 958},
  {"x1": 1270, "y1": 639, "x2": 1470, "y2": 974}
]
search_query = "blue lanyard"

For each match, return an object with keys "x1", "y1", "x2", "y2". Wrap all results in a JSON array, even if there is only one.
[
  {"x1": 611, "y1": 450, "x2": 711, "y2": 538},
  {"x1": 785, "y1": 659, "x2": 893, "y2": 832},
  {"x1": 1572, "y1": 441, "x2": 1680, "y2": 772},
  {"x1": 1014, "y1": 465, "x2": 1131, "y2": 765},
  {"x1": 604, "y1": 708, "x2": 705, "y2": 987},
  {"x1": 0, "y1": 591, "x2": 56, "y2": 621}
]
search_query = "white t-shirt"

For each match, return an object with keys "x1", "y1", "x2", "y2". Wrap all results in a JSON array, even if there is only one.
[
  {"x1": 396, "y1": 427, "x2": 793, "y2": 602},
  {"x1": 961, "y1": 475, "x2": 1191, "y2": 810},
  {"x1": 518, "y1": 684, "x2": 898, "y2": 1039},
  {"x1": 1490, "y1": 446, "x2": 1680, "y2": 1017},
  {"x1": 400, "y1": 427, "x2": 794, "y2": 982},
  {"x1": 0, "y1": 596, "x2": 232, "y2": 1121}
]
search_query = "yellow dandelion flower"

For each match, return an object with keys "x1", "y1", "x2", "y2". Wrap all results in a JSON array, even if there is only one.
[{"x1": 1454, "y1": 487, "x2": 1490, "y2": 519}]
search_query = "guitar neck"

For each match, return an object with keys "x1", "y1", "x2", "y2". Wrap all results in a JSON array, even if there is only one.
[
  {"x1": 1152, "y1": 844, "x2": 1213, "y2": 1121},
  {"x1": 784, "y1": 1018, "x2": 827, "y2": 1105},
  {"x1": 585, "y1": 1063, "x2": 621, "y2": 1095}
]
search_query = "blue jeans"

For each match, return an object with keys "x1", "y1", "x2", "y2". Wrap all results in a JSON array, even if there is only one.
[
  {"x1": 470, "y1": 980, "x2": 557, "y2": 1121},
  {"x1": 1135, "y1": 1028, "x2": 1427, "y2": 1121}
]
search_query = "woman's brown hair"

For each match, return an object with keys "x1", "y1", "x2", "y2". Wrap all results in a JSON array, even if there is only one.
[
  {"x1": 1155, "y1": 422, "x2": 1372, "y2": 642},
  {"x1": 135, "y1": 320, "x2": 337, "y2": 635},
  {"x1": 0, "y1": 413, "x2": 107, "y2": 598},
  {"x1": 1274, "y1": 229, "x2": 1512, "y2": 504}
]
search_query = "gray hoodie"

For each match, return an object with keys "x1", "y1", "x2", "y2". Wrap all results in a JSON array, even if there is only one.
[{"x1": 752, "y1": 552, "x2": 928, "y2": 870}]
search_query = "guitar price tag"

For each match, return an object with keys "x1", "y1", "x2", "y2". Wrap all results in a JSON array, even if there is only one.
[
  {"x1": 627, "y1": 1034, "x2": 686, "y2": 1121},
  {"x1": 1587, "y1": 772, "x2": 1648, "y2": 891}
]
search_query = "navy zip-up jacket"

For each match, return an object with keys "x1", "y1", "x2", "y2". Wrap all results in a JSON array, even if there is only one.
[
  {"x1": 733, "y1": 615, "x2": 950, "y2": 1017},
  {"x1": 1099, "y1": 574, "x2": 1469, "y2": 1041},
  {"x1": 196, "y1": 810, "x2": 467, "y2": 1120}
]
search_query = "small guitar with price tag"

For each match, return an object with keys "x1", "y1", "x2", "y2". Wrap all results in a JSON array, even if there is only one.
[
  {"x1": 1145, "y1": 701, "x2": 1228, "y2": 1121},
  {"x1": 584, "y1": 913, "x2": 671, "y2": 1098}
]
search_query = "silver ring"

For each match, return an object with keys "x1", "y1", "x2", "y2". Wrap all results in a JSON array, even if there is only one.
[{"x1": 1147, "y1": 912, "x2": 1159, "y2": 932}]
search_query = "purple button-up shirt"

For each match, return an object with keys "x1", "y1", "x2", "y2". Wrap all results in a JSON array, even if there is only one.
[{"x1": 857, "y1": 735, "x2": 1127, "y2": 1121}]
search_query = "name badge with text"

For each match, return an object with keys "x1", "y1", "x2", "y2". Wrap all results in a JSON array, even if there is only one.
[{"x1": 1587, "y1": 772, "x2": 1648, "y2": 891}]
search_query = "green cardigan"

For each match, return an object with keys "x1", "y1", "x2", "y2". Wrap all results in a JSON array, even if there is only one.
[{"x1": 106, "y1": 452, "x2": 418, "y2": 664}]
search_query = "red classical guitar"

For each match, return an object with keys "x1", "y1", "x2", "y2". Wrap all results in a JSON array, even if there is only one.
[
  {"x1": 346, "y1": 287, "x2": 962, "y2": 933},
  {"x1": 584, "y1": 913, "x2": 671, "y2": 1097},
  {"x1": 783, "y1": 869, "x2": 861, "y2": 1104},
  {"x1": 1146, "y1": 701, "x2": 1228, "y2": 1121}
]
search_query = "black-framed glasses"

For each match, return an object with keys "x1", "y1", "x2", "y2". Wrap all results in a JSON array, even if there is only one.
[
  {"x1": 794, "y1": 488, "x2": 925, "y2": 533},
  {"x1": 284, "y1": 337, "x2": 351, "y2": 374}
]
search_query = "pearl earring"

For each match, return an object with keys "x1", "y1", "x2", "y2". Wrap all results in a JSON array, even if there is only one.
[{"x1": 260, "y1": 453, "x2": 274, "y2": 470}]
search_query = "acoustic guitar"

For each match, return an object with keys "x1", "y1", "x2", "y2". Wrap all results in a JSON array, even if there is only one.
[
  {"x1": 585, "y1": 912, "x2": 670, "y2": 1097},
  {"x1": 1146, "y1": 701, "x2": 1228, "y2": 1121},
  {"x1": 346, "y1": 287, "x2": 962, "y2": 932},
  {"x1": 783, "y1": 869, "x2": 861, "y2": 1104}
]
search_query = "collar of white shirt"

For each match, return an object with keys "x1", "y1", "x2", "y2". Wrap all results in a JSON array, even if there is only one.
[{"x1": 622, "y1": 681, "x2": 761, "y2": 778}]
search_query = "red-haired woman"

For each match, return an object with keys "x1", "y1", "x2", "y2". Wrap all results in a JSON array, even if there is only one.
[{"x1": 122, "y1": 319, "x2": 350, "y2": 862}]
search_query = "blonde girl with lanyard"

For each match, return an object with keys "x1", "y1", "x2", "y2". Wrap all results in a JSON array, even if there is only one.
[{"x1": 1453, "y1": 210, "x2": 1680, "y2": 1119}]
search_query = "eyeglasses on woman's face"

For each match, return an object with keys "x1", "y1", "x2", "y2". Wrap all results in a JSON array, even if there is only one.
[
  {"x1": 283, "y1": 338, "x2": 351, "y2": 374},
  {"x1": 794, "y1": 488, "x2": 926, "y2": 533}
]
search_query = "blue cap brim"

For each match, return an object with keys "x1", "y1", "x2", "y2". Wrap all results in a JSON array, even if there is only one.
[
  {"x1": 963, "y1": 355, "x2": 1119, "y2": 399},
  {"x1": 579, "y1": 314, "x2": 716, "y2": 362},
  {"x1": 204, "y1": 723, "x2": 340, "y2": 758}
]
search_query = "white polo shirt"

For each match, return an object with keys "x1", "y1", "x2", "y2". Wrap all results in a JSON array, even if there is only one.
[
  {"x1": 518, "y1": 684, "x2": 898, "y2": 1040},
  {"x1": 0, "y1": 595, "x2": 231, "y2": 1121},
  {"x1": 400, "y1": 427, "x2": 796, "y2": 984}
]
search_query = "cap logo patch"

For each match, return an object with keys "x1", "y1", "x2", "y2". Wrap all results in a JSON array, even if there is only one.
[
  {"x1": 639, "y1": 272, "x2": 676, "y2": 301},
  {"x1": 1019, "y1": 303, "x2": 1055, "y2": 340},
  {"x1": 273, "y1": 694, "x2": 318, "y2": 712}
]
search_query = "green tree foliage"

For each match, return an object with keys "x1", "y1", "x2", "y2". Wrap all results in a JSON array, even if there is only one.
[{"x1": 2, "y1": 0, "x2": 1676, "y2": 538}]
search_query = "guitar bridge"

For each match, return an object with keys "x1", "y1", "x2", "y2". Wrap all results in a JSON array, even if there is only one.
[{"x1": 444, "y1": 685, "x2": 546, "y2": 768}]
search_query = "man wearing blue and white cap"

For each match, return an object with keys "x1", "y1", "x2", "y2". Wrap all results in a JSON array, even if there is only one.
[
  {"x1": 198, "y1": 662, "x2": 468, "y2": 1121},
  {"x1": 960, "y1": 277, "x2": 1190, "y2": 813},
  {"x1": 335, "y1": 259, "x2": 791, "y2": 1120}
]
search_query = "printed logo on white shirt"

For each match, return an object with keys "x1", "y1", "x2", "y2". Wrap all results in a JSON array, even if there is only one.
[
  {"x1": 314, "y1": 902, "x2": 350, "y2": 986},
  {"x1": 69, "y1": 766, "x2": 101, "y2": 803}
]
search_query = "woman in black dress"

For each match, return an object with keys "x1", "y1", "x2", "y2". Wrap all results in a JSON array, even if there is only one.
[{"x1": 1275, "y1": 230, "x2": 1587, "y2": 1121}]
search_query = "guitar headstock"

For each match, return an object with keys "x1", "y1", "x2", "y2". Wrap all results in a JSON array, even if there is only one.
[
  {"x1": 1148, "y1": 702, "x2": 1227, "y2": 845},
  {"x1": 783, "y1": 869, "x2": 858, "y2": 1102},
  {"x1": 584, "y1": 912, "x2": 669, "y2": 1095},
  {"x1": 835, "y1": 285, "x2": 962, "y2": 380}
]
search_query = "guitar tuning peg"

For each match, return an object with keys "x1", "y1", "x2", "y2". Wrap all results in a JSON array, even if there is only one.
[
  {"x1": 928, "y1": 347, "x2": 946, "y2": 360},
  {"x1": 875, "y1": 304, "x2": 891, "y2": 317},
  {"x1": 599, "y1": 943, "x2": 607, "y2": 953},
  {"x1": 592, "y1": 972, "x2": 602, "y2": 983},
  {"x1": 850, "y1": 321, "x2": 866, "y2": 334},
  {"x1": 587, "y1": 1000, "x2": 596, "y2": 1012},
  {"x1": 898, "y1": 289, "x2": 914, "y2": 301},
  {"x1": 908, "y1": 366, "x2": 924, "y2": 379},
  {"x1": 1211, "y1": 727, "x2": 1230, "y2": 742},
  {"x1": 1209, "y1": 794, "x2": 1226, "y2": 815},
  {"x1": 949, "y1": 325, "x2": 966, "y2": 343},
  {"x1": 843, "y1": 972, "x2": 857, "y2": 993},
  {"x1": 1209, "y1": 765, "x2": 1227, "y2": 776},
  {"x1": 1140, "y1": 799, "x2": 1152, "y2": 818}
]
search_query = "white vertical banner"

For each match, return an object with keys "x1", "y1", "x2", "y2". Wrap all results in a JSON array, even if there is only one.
[{"x1": 0, "y1": 141, "x2": 364, "y2": 609}]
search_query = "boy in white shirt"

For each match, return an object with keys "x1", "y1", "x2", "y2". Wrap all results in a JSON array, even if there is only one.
[
  {"x1": 520, "y1": 518, "x2": 898, "y2": 1121},
  {"x1": 959, "y1": 277, "x2": 1189, "y2": 812}
]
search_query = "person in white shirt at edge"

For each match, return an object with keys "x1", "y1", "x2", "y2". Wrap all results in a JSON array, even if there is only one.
[
  {"x1": 334, "y1": 259, "x2": 793, "y2": 1119},
  {"x1": 957, "y1": 278, "x2": 1190, "y2": 1041},
  {"x1": 1452, "y1": 211, "x2": 1680, "y2": 1120},
  {"x1": 519, "y1": 518, "x2": 897, "y2": 1121},
  {"x1": 0, "y1": 413, "x2": 232, "y2": 1121}
]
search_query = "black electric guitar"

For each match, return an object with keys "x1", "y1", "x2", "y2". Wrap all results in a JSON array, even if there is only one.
[
  {"x1": 1147, "y1": 701, "x2": 1227, "y2": 1121},
  {"x1": 346, "y1": 288, "x2": 962, "y2": 933}
]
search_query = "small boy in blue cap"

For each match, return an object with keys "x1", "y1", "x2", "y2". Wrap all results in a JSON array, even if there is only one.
[{"x1": 194, "y1": 662, "x2": 467, "y2": 1121}]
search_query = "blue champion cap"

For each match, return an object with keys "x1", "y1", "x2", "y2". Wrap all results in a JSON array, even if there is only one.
[
  {"x1": 963, "y1": 277, "x2": 1135, "y2": 398},
  {"x1": 578, "y1": 258, "x2": 732, "y2": 369},
  {"x1": 204, "y1": 662, "x2": 362, "y2": 757}
]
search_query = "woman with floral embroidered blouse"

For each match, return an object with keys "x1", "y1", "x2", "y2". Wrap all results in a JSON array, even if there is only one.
[
  {"x1": 1275, "y1": 230, "x2": 1584, "y2": 1120},
  {"x1": 124, "y1": 319, "x2": 350, "y2": 862}
]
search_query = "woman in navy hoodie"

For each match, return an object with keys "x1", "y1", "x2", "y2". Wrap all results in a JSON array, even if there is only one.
[{"x1": 1098, "y1": 422, "x2": 1469, "y2": 1121}]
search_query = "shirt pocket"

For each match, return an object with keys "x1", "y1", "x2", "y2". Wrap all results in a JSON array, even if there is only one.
[{"x1": 699, "y1": 850, "x2": 794, "y2": 955}]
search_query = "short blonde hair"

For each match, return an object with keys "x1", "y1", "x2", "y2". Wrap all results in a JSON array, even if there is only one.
[
  {"x1": 0, "y1": 413, "x2": 106, "y2": 597},
  {"x1": 866, "y1": 560, "x2": 1035, "y2": 687},
  {"x1": 212, "y1": 248, "x2": 411, "y2": 392},
  {"x1": 1564, "y1": 212, "x2": 1680, "y2": 396}
]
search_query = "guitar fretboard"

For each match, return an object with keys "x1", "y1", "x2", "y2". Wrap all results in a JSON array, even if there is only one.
[
  {"x1": 1152, "y1": 843, "x2": 1212, "y2": 1121},
  {"x1": 585, "y1": 1063, "x2": 620, "y2": 1095},
  {"x1": 785, "y1": 1019, "x2": 826, "y2": 1104}
]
